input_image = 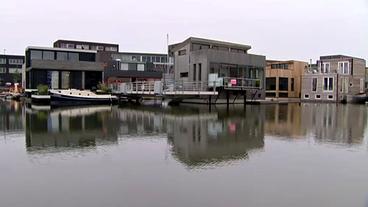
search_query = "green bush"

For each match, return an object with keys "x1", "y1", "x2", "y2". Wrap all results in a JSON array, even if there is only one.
[
  {"x1": 37, "y1": 84, "x2": 49, "y2": 95},
  {"x1": 97, "y1": 82, "x2": 111, "y2": 93}
]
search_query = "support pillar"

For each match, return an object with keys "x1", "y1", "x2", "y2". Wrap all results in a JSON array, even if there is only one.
[
  {"x1": 81, "y1": 71, "x2": 85, "y2": 90},
  {"x1": 226, "y1": 91, "x2": 230, "y2": 112}
]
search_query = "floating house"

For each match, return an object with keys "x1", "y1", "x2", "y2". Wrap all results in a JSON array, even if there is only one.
[
  {"x1": 301, "y1": 55, "x2": 366, "y2": 102},
  {"x1": 23, "y1": 46, "x2": 104, "y2": 90}
]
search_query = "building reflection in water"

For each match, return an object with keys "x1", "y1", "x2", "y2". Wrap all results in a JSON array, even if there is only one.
[
  {"x1": 25, "y1": 105, "x2": 120, "y2": 153},
  {"x1": 300, "y1": 103, "x2": 367, "y2": 145},
  {"x1": 20, "y1": 101, "x2": 368, "y2": 161},
  {"x1": 264, "y1": 104, "x2": 306, "y2": 139},
  {"x1": 264, "y1": 103, "x2": 367, "y2": 146},
  {"x1": 0, "y1": 101, "x2": 23, "y2": 136},
  {"x1": 115, "y1": 105, "x2": 265, "y2": 168},
  {"x1": 166, "y1": 105, "x2": 265, "y2": 168}
]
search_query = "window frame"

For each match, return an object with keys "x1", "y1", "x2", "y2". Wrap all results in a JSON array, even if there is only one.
[{"x1": 323, "y1": 77, "x2": 334, "y2": 92}]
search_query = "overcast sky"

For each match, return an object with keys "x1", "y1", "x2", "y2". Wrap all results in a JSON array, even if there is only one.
[{"x1": 1, "y1": 0, "x2": 367, "y2": 63}]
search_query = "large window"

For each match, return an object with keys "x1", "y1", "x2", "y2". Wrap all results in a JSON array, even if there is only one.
[
  {"x1": 79, "y1": 53, "x2": 95, "y2": 62},
  {"x1": 30, "y1": 50, "x2": 42, "y2": 60},
  {"x1": 193, "y1": 64, "x2": 196, "y2": 81},
  {"x1": 322, "y1": 62, "x2": 330, "y2": 73},
  {"x1": 9, "y1": 59, "x2": 23, "y2": 65},
  {"x1": 42, "y1": 51, "x2": 54, "y2": 60},
  {"x1": 121, "y1": 63, "x2": 128, "y2": 71},
  {"x1": 324, "y1": 77, "x2": 333, "y2": 91},
  {"x1": 266, "y1": 77, "x2": 276, "y2": 90},
  {"x1": 279, "y1": 77, "x2": 289, "y2": 91},
  {"x1": 338, "y1": 61, "x2": 350, "y2": 74},
  {"x1": 137, "y1": 64, "x2": 145, "y2": 71},
  {"x1": 128, "y1": 63, "x2": 137, "y2": 71},
  {"x1": 271, "y1": 64, "x2": 288, "y2": 69},
  {"x1": 8, "y1": 68, "x2": 21, "y2": 73},
  {"x1": 312, "y1": 78, "x2": 317, "y2": 91},
  {"x1": 68, "y1": 53, "x2": 79, "y2": 61},
  {"x1": 0, "y1": 58, "x2": 6, "y2": 64},
  {"x1": 0, "y1": 68, "x2": 5, "y2": 73},
  {"x1": 61, "y1": 71, "x2": 70, "y2": 89},
  {"x1": 198, "y1": 63, "x2": 202, "y2": 81},
  {"x1": 57, "y1": 52, "x2": 68, "y2": 61},
  {"x1": 105, "y1": 46, "x2": 118, "y2": 52}
]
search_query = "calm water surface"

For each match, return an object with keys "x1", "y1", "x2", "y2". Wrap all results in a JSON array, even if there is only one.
[{"x1": 1, "y1": 101, "x2": 368, "y2": 207}]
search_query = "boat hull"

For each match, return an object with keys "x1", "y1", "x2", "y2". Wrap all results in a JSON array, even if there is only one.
[{"x1": 51, "y1": 93, "x2": 117, "y2": 106}]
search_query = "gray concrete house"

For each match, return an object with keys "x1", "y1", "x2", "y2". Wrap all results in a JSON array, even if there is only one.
[
  {"x1": 169, "y1": 37, "x2": 266, "y2": 99},
  {"x1": 301, "y1": 55, "x2": 366, "y2": 102}
]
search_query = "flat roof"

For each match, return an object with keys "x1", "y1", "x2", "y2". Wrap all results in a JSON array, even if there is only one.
[
  {"x1": 54, "y1": 39, "x2": 119, "y2": 47},
  {"x1": 26, "y1": 46, "x2": 97, "y2": 53},
  {"x1": 0, "y1": 54, "x2": 25, "y2": 58},
  {"x1": 266, "y1": 60, "x2": 308, "y2": 64},
  {"x1": 170, "y1": 37, "x2": 252, "y2": 52},
  {"x1": 114, "y1": 52, "x2": 168, "y2": 56},
  {"x1": 320, "y1": 54, "x2": 366, "y2": 61}
]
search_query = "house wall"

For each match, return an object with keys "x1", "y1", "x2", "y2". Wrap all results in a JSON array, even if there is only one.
[
  {"x1": 301, "y1": 56, "x2": 366, "y2": 102},
  {"x1": 266, "y1": 61, "x2": 307, "y2": 98}
]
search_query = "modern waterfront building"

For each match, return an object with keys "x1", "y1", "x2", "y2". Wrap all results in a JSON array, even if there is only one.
[
  {"x1": 0, "y1": 54, "x2": 24, "y2": 86},
  {"x1": 105, "y1": 52, "x2": 173, "y2": 87},
  {"x1": 169, "y1": 37, "x2": 266, "y2": 98},
  {"x1": 23, "y1": 46, "x2": 104, "y2": 90},
  {"x1": 265, "y1": 60, "x2": 307, "y2": 98},
  {"x1": 301, "y1": 55, "x2": 366, "y2": 102}
]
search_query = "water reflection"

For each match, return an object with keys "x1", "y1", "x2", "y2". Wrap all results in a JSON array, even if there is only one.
[
  {"x1": 167, "y1": 106, "x2": 265, "y2": 168},
  {"x1": 264, "y1": 104, "x2": 306, "y2": 138},
  {"x1": 2, "y1": 101, "x2": 367, "y2": 161},
  {"x1": 25, "y1": 105, "x2": 120, "y2": 152},
  {"x1": 0, "y1": 101, "x2": 23, "y2": 136},
  {"x1": 301, "y1": 103, "x2": 367, "y2": 145},
  {"x1": 264, "y1": 103, "x2": 367, "y2": 145}
]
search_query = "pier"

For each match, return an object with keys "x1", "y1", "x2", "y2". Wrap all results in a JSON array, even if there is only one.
[{"x1": 111, "y1": 78, "x2": 263, "y2": 106}]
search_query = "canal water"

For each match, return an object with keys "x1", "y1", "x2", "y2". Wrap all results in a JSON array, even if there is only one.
[{"x1": 1, "y1": 101, "x2": 368, "y2": 207}]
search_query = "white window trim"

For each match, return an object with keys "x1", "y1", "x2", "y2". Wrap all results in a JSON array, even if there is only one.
[
  {"x1": 323, "y1": 77, "x2": 334, "y2": 92},
  {"x1": 315, "y1": 94, "x2": 321, "y2": 99},
  {"x1": 338, "y1": 61, "x2": 350, "y2": 74},
  {"x1": 311, "y1": 78, "x2": 318, "y2": 91},
  {"x1": 304, "y1": 94, "x2": 310, "y2": 99},
  {"x1": 327, "y1": 95, "x2": 334, "y2": 100},
  {"x1": 322, "y1": 62, "x2": 330, "y2": 73}
]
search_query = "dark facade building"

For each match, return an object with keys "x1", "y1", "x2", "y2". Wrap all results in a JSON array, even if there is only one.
[
  {"x1": 105, "y1": 52, "x2": 173, "y2": 87},
  {"x1": 53, "y1": 39, "x2": 119, "y2": 52},
  {"x1": 0, "y1": 54, "x2": 24, "y2": 86},
  {"x1": 23, "y1": 46, "x2": 104, "y2": 90},
  {"x1": 53, "y1": 39, "x2": 120, "y2": 66}
]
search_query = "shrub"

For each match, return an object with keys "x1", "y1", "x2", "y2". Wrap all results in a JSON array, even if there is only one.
[
  {"x1": 37, "y1": 84, "x2": 49, "y2": 95},
  {"x1": 97, "y1": 82, "x2": 111, "y2": 93}
]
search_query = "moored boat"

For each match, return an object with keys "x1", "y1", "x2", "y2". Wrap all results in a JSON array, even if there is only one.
[
  {"x1": 350, "y1": 94, "x2": 368, "y2": 104},
  {"x1": 50, "y1": 89, "x2": 118, "y2": 106},
  {"x1": 31, "y1": 94, "x2": 51, "y2": 105}
]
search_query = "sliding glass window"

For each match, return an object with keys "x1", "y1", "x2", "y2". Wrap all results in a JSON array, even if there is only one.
[{"x1": 43, "y1": 51, "x2": 54, "y2": 60}]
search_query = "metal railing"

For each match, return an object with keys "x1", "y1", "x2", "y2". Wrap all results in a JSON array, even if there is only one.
[
  {"x1": 111, "y1": 78, "x2": 262, "y2": 95},
  {"x1": 222, "y1": 77, "x2": 262, "y2": 89}
]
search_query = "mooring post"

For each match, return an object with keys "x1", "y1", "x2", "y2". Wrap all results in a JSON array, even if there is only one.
[
  {"x1": 243, "y1": 90, "x2": 247, "y2": 107},
  {"x1": 208, "y1": 96, "x2": 212, "y2": 111},
  {"x1": 226, "y1": 91, "x2": 230, "y2": 111}
]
